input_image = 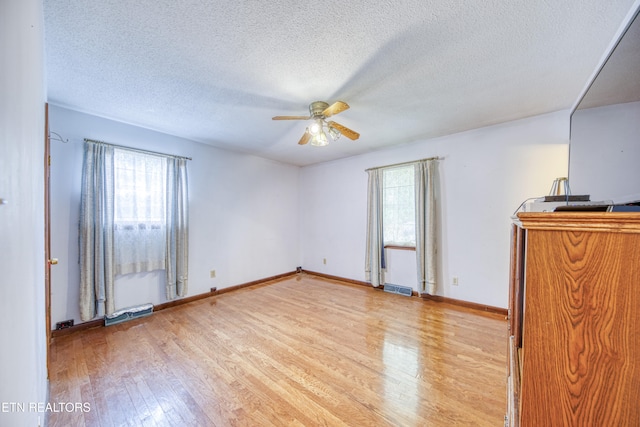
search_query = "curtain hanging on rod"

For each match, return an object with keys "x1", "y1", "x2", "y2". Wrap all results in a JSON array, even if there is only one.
[
  {"x1": 79, "y1": 142, "x2": 115, "y2": 321},
  {"x1": 79, "y1": 139, "x2": 190, "y2": 320},
  {"x1": 415, "y1": 159, "x2": 437, "y2": 295},
  {"x1": 363, "y1": 157, "x2": 440, "y2": 295},
  {"x1": 365, "y1": 168, "x2": 385, "y2": 288}
]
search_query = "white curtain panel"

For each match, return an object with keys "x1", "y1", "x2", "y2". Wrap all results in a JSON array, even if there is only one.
[
  {"x1": 79, "y1": 141, "x2": 116, "y2": 321},
  {"x1": 365, "y1": 168, "x2": 385, "y2": 287},
  {"x1": 415, "y1": 160, "x2": 437, "y2": 295},
  {"x1": 113, "y1": 149, "x2": 167, "y2": 275},
  {"x1": 165, "y1": 157, "x2": 189, "y2": 299}
]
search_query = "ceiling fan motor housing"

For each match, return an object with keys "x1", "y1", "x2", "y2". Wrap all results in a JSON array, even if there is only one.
[{"x1": 309, "y1": 101, "x2": 330, "y2": 118}]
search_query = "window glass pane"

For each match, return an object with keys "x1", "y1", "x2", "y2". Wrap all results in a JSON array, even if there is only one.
[{"x1": 383, "y1": 165, "x2": 415, "y2": 246}]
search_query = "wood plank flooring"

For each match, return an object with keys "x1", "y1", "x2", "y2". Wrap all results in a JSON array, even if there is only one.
[{"x1": 48, "y1": 274, "x2": 507, "y2": 426}]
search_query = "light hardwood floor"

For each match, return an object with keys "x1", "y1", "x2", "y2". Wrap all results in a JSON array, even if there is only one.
[{"x1": 48, "y1": 274, "x2": 507, "y2": 426}]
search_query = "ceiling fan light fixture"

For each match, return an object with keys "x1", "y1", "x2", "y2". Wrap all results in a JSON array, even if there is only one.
[
  {"x1": 308, "y1": 120, "x2": 322, "y2": 136},
  {"x1": 328, "y1": 126, "x2": 341, "y2": 141},
  {"x1": 310, "y1": 130, "x2": 329, "y2": 147}
]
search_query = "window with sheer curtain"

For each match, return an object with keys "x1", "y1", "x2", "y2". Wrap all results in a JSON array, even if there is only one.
[
  {"x1": 383, "y1": 165, "x2": 416, "y2": 247},
  {"x1": 113, "y1": 149, "x2": 167, "y2": 275},
  {"x1": 80, "y1": 140, "x2": 189, "y2": 320}
]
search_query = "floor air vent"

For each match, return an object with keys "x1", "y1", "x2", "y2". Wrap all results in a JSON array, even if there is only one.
[
  {"x1": 105, "y1": 303, "x2": 154, "y2": 326},
  {"x1": 383, "y1": 284, "x2": 413, "y2": 297}
]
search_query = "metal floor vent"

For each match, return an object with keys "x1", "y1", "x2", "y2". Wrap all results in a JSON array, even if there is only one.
[
  {"x1": 383, "y1": 284, "x2": 413, "y2": 297},
  {"x1": 105, "y1": 303, "x2": 154, "y2": 326}
]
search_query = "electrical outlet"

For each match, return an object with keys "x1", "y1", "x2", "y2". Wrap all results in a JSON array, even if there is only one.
[
  {"x1": 323, "y1": 258, "x2": 327, "y2": 265},
  {"x1": 452, "y1": 276, "x2": 459, "y2": 286},
  {"x1": 56, "y1": 319, "x2": 74, "y2": 330},
  {"x1": 210, "y1": 270, "x2": 216, "y2": 278}
]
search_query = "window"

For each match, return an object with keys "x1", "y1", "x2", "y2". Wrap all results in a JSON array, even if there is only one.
[
  {"x1": 383, "y1": 165, "x2": 415, "y2": 247},
  {"x1": 113, "y1": 149, "x2": 167, "y2": 275},
  {"x1": 80, "y1": 140, "x2": 189, "y2": 319}
]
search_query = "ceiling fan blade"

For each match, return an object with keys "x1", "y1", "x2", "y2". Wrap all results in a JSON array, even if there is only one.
[
  {"x1": 272, "y1": 115, "x2": 311, "y2": 120},
  {"x1": 327, "y1": 121, "x2": 359, "y2": 140},
  {"x1": 298, "y1": 130, "x2": 311, "y2": 145},
  {"x1": 322, "y1": 101, "x2": 349, "y2": 118}
]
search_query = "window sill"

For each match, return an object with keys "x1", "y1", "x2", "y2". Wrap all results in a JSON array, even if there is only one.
[{"x1": 384, "y1": 245, "x2": 416, "y2": 251}]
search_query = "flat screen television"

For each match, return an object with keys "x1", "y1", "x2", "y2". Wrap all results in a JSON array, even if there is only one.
[{"x1": 569, "y1": 4, "x2": 640, "y2": 203}]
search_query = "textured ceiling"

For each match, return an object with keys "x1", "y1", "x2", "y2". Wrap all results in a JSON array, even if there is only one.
[{"x1": 44, "y1": 0, "x2": 637, "y2": 166}]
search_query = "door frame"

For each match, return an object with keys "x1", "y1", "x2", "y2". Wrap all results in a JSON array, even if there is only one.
[{"x1": 44, "y1": 103, "x2": 51, "y2": 378}]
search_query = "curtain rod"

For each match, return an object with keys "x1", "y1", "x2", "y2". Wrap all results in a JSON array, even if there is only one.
[
  {"x1": 84, "y1": 138, "x2": 192, "y2": 161},
  {"x1": 365, "y1": 156, "x2": 442, "y2": 172}
]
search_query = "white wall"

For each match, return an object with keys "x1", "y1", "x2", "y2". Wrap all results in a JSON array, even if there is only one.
[
  {"x1": 0, "y1": 0, "x2": 48, "y2": 426},
  {"x1": 49, "y1": 105, "x2": 300, "y2": 326},
  {"x1": 299, "y1": 111, "x2": 570, "y2": 309},
  {"x1": 569, "y1": 101, "x2": 640, "y2": 202}
]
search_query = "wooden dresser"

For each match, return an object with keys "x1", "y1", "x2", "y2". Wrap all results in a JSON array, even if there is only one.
[{"x1": 507, "y1": 212, "x2": 640, "y2": 426}]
